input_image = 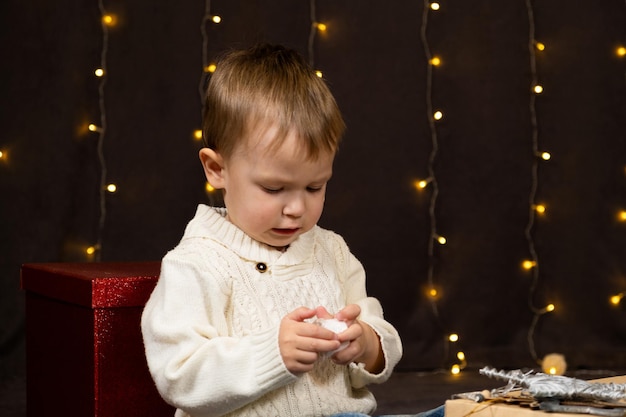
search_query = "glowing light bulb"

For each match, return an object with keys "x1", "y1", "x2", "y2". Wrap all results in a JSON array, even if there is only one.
[
  {"x1": 0, "y1": 150, "x2": 4, "y2": 160},
  {"x1": 433, "y1": 111, "x2": 443, "y2": 121},
  {"x1": 102, "y1": 14, "x2": 117, "y2": 27},
  {"x1": 542, "y1": 353, "x2": 567, "y2": 375},
  {"x1": 204, "y1": 63, "x2": 217, "y2": 73},
  {"x1": 315, "y1": 70, "x2": 323, "y2": 78},
  {"x1": 193, "y1": 130, "x2": 203, "y2": 141},
  {"x1": 436, "y1": 235, "x2": 447, "y2": 245},
  {"x1": 449, "y1": 333, "x2": 459, "y2": 342},
  {"x1": 457, "y1": 351, "x2": 466, "y2": 361},
  {"x1": 94, "y1": 68, "x2": 105, "y2": 77},
  {"x1": 618, "y1": 211, "x2": 626, "y2": 222},
  {"x1": 205, "y1": 182, "x2": 215, "y2": 193},
  {"x1": 545, "y1": 303, "x2": 555, "y2": 313},
  {"x1": 451, "y1": 364, "x2": 461, "y2": 375},
  {"x1": 88, "y1": 124, "x2": 100, "y2": 132},
  {"x1": 533, "y1": 84, "x2": 544, "y2": 94},
  {"x1": 535, "y1": 42, "x2": 546, "y2": 51},
  {"x1": 106, "y1": 183, "x2": 117, "y2": 193},
  {"x1": 617, "y1": 46, "x2": 626, "y2": 57},
  {"x1": 316, "y1": 22, "x2": 327, "y2": 32},
  {"x1": 610, "y1": 294, "x2": 623, "y2": 306},
  {"x1": 430, "y1": 56, "x2": 442, "y2": 66},
  {"x1": 211, "y1": 15, "x2": 221, "y2": 24},
  {"x1": 541, "y1": 151, "x2": 551, "y2": 160},
  {"x1": 414, "y1": 178, "x2": 431, "y2": 189},
  {"x1": 430, "y1": 2, "x2": 440, "y2": 11},
  {"x1": 86, "y1": 246, "x2": 96, "y2": 255},
  {"x1": 534, "y1": 204, "x2": 546, "y2": 214},
  {"x1": 428, "y1": 288, "x2": 438, "y2": 298},
  {"x1": 522, "y1": 260, "x2": 537, "y2": 270}
]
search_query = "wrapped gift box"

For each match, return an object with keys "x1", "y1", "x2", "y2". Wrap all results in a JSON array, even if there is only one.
[
  {"x1": 21, "y1": 262, "x2": 174, "y2": 417},
  {"x1": 445, "y1": 375, "x2": 626, "y2": 416}
]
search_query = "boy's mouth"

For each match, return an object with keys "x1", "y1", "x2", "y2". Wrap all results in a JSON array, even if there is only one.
[{"x1": 272, "y1": 228, "x2": 300, "y2": 235}]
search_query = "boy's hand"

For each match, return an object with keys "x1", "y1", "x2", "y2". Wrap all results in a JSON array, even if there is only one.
[
  {"x1": 331, "y1": 304, "x2": 385, "y2": 374},
  {"x1": 278, "y1": 307, "x2": 342, "y2": 374}
]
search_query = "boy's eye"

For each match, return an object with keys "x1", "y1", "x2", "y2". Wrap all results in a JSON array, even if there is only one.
[
  {"x1": 307, "y1": 186, "x2": 323, "y2": 193},
  {"x1": 262, "y1": 186, "x2": 282, "y2": 193}
]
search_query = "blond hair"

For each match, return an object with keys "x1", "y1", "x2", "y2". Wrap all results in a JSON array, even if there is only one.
[{"x1": 202, "y1": 43, "x2": 345, "y2": 160}]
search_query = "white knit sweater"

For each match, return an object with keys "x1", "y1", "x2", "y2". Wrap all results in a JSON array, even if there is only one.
[{"x1": 141, "y1": 205, "x2": 402, "y2": 417}]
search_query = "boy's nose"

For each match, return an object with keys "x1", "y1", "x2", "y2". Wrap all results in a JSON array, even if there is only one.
[{"x1": 283, "y1": 194, "x2": 305, "y2": 217}]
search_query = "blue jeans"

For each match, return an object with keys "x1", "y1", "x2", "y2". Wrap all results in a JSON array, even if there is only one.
[{"x1": 330, "y1": 404, "x2": 445, "y2": 417}]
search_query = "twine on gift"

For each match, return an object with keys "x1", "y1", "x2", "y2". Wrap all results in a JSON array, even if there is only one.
[{"x1": 480, "y1": 367, "x2": 626, "y2": 402}]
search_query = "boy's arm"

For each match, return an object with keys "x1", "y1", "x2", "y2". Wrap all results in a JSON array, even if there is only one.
[{"x1": 141, "y1": 254, "x2": 297, "y2": 417}]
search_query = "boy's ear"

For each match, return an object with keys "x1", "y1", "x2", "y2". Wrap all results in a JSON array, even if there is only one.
[{"x1": 199, "y1": 148, "x2": 226, "y2": 189}]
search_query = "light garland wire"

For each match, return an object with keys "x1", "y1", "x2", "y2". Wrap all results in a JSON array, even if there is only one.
[
  {"x1": 307, "y1": 0, "x2": 318, "y2": 68},
  {"x1": 199, "y1": 0, "x2": 213, "y2": 109},
  {"x1": 420, "y1": 1, "x2": 465, "y2": 372},
  {"x1": 198, "y1": 0, "x2": 223, "y2": 206},
  {"x1": 420, "y1": 0, "x2": 442, "y2": 326},
  {"x1": 94, "y1": 0, "x2": 111, "y2": 262},
  {"x1": 523, "y1": 0, "x2": 546, "y2": 364}
]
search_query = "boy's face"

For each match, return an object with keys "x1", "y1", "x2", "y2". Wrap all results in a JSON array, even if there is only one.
[{"x1": 203, "y1": 126, "x2": 334, "y2": 250}]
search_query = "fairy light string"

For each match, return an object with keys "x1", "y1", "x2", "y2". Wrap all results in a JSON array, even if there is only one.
[
  {"x1": 199, "y1": 0, "x2": 218, "y2": 109},
  {"x1": 418, "y1": 1, "x2": 465, "y2": 373},
  {"x1": 90, "y1": 0, "x2": 113, "y2": 261},
  {"x1": 198, "y1": 0, "x2": 222, "y2": 204},
  {"x1": 308, "y1": 0, "x2": 326, "y2": 78},
  {"x1": 523, "y1": 0, "x2": 552, "y2": 365},
  {"x1": 420, "y1": 0, "x2": 441, "y2": 324}
]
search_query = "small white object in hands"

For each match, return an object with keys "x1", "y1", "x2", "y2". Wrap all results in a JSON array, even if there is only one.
[{"x1": 317, "y1": 318, "x2": 349, "y2": 353}]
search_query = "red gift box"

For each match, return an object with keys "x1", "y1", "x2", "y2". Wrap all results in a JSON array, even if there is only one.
[{"x1": 21, "y1": 262, "x2": 175, "y2": 417}]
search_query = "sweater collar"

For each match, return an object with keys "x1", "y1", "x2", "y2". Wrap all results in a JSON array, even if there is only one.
[{"x1": 185, "y1": 205, "x2": 316, "y2": 275}]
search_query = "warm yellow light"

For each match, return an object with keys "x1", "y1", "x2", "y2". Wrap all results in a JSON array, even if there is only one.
[
  {"x1": 88, "y1": 124, "x2": 100, "y2": 132},
  {"x1": 106, "y1": 183, "x2": 117, "y2": 193},
  {"x1": 428, "y1": 288, "x2": 438, "y2": 298},
  {"x1": 457, "y1": 351, "x2": 466, "y2": 361},
  {"x1": 0, "y1": 150, "x2": 4, "y2": 160},
  {"x1": 316, "y1": 22, "x2": 327, "y2": 32},
  {"x1": 449, "y1": 333, "x2": 459, "y2": 342},
  {"x1": 102, "y1": 14, "x2": 117, "y2": 27},
  {"x1": 541, "y1": 152, "x2": 551, "y2": 161},
  {"x1": 205, "y1": 182, "x2": 215, "y2": 193},
  {"x1": 618, "y1": 211, "x2": 626, "y2": 221},
  {"x1": 436, "y1": 235, "x2": 447, "y2": 245},
  {"x1": 542, "y1": 353, "x2": 567, "y2": 375},
  {"x1": 610, "y1": 293, "x2": 624, "y2": 306},
  {"x1": 86, "y1": 246, "x2": 97, "y2": 255},
  {"x1": 415, "y1": 179, "x2": 430, "y2": 189},
  {"x1": 94, "y1": 68, "x2": 105, "y2": 77},
  {"x1": 315, "y1": 70, "x2": 323, "y2": 78},
  {"x1": 545, "y1": 303, "x2": 555, "y2": 312},
  {"x1": 204, "y1": 63, "x2": 217, "y2": 73},
  {"x1": 193, "y1": 130, "x2": 203, "y2": 141},
  {"x1": 433, "y1": 111, "x2": 443, "y2": 121},
  {"x1": 451, "y1": 364, "x2": 461, "y2": 375},
  {"x1": 535, "y1": 42, "x2": 546, "y2": 51},
  {"x1": 211, "y1": 15, "x2": 222, "y2": 24},
  {"x1": 534, "y1": 204, "x2": 546, "y2": 214},
  {"x1": 522, "y1": 260, "x2": 536, "y2": 270},
  {"x1": 617, "y1": 46, "x2": 626, "y2": 57},
  {"x1": 430, "y1": 56, "x2": 442, "y2": 66},
  {"x1": 430, "y1": 2, "x2": 440, "y2": 11},
  {"x1": 533, "y1": 84, "x2": 544, "y2": 94}
]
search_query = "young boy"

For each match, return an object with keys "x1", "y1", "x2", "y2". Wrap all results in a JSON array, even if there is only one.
[{"x1": 141, "y1": 43, "x2": 405, "y2": 417}]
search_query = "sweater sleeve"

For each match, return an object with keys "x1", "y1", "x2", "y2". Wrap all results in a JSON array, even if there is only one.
[
  {"x1": 332, "y1": 234, "x2": 403, "y2": 389},
  {"x1": 141, "y1": 246, "x2": 297, "y2": 417}
]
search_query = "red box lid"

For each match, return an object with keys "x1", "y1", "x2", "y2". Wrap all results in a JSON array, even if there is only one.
[{"x1": 21, "y1": 262, "x2": 161, "y2": 308}]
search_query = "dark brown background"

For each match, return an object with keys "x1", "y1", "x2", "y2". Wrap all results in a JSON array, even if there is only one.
[{"x1": 1, "y1": 0, "x2": 626, "y2": 411}]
